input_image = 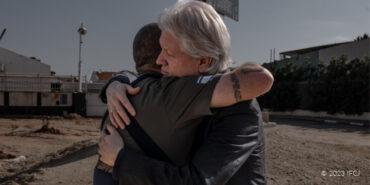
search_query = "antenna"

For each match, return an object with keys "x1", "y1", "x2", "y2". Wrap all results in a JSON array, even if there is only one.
[
  {"x1": 0, "y1": 29, "x2": 6, "y2": 41},
  {"x1": 270, "y1": 49, "x2": 272, "y2": 62}
]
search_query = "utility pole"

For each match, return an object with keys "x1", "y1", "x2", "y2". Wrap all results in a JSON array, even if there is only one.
[{"x1": 77, "y1": 23, "x2": 87, "y2": 93}]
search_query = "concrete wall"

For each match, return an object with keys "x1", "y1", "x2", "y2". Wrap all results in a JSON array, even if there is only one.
[
  {"x1": 272, "y1": 51, "x2": 319, "y2": 69},
  {"x1": 86, "y1": 93, "x2": 106, "y2": 117},
  {"x1": 7, "y1": 92, "x2": 72, "y2": 107},
  {"x1": 287, "y1": 51, "x2": 319, "y2": 66},
  {"x1": 0, "y1": 47, "x2": 51, "y2": 75},
  {"x1": 41, "y1": 92, "x2": 72, "y2": 107},
  {"x1": 319, "y1": 38, "x2": 369, "y2": 64},
  {"x1": 9, "y1": 92, "x2": 37, "y2": 106}
]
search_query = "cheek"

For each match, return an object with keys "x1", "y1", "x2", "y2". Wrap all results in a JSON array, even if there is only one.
[{"x1": 181, "y1": 61, "x2": 199, "y2": 75}]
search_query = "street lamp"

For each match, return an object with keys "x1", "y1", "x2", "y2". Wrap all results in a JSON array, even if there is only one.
[{"x1": 77, "y1": 23, "x2": 87, "y2": 93}]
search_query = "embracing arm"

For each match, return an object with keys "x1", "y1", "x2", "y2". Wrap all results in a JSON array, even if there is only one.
[
  {"x1": 108, "y1": 100, "x2": 263, "y2": 185},
  {"x1": 101, "y1": 76, "x2": 140, "y2": 129},
  {"x1": 104, "y1": 63, "x2": 273, "y2": 128},
  {"x1": 211, "y1": 62, "x2": 274, "y2": 107},
  {"x1": 105, "y1": 63, "x2": 273, "y2": 108},
  {"x1": 99, "y1": 75, "x2": 131, "y2": 103}
]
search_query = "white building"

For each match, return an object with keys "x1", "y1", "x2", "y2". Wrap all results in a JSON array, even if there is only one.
[
  {"x1": 0, "y1": 47, "x2": 51, "y2": 75},
  {"x1": 0, "y1": 47, "x2": 85, "y2": 116},
  {"x1": 279, "y1": 38, "x2": 369, "y2": 66}
]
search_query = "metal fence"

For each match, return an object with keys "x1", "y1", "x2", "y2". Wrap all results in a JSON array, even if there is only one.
[{"x1": 0, "y1": 74, "x2": 88, "y2": 93}]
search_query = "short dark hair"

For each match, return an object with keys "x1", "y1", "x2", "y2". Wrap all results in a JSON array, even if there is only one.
[{"x1": 133, "y1": 23, "x2": 162, "y2": 73}]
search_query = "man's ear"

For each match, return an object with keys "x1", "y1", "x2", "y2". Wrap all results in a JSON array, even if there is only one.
[{"x1": 198, "y1": 57, "x2": 212, "y2": 73}]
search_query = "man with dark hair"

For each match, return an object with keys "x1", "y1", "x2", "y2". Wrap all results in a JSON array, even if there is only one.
[
  {"x1": 93, "y1": 23, "x2": 163, "y2": 185},
  {"x1": 132, "y1": 23, "x2": 162, "y2": 73}
]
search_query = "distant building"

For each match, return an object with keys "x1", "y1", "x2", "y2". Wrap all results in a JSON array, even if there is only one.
[
  {"x1": 0, "y1": 47, "x2": 51, "y2": 75},
  {"x1": 0, "y1": 47, "x2": 85, "y2": 116},
  {"x1": 90, "y1": 70, "x2": 137, "y2": 83},
  {"x1": 279, "y1": 38, "x2": 369, "y2": 66},
  {"x1": 86, "y1": 70, "x2": 137, "y2": 117},
  {"x1": 90, "y1": 71, "x2": 118, "y2": 83}
]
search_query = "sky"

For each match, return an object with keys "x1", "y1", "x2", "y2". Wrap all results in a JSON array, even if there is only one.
[{"x1": 0, "y1": 0, "x2": 369, "y2": 78}]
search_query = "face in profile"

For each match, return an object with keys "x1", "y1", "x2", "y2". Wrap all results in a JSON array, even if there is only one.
[{"x1": 156, "y1": 31, "x2": 202, "y2": 77}]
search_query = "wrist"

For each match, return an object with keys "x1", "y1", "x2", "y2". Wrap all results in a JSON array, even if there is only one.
[
  {"x1": 106, "y1": 81, "x2": 120, "y2": 98},
  {"x1": 100, "y1": 76, "x2": 130, "y2": 103},
  {"x1": 112, "y1": 147, "x2": 124, "y2": 166}
]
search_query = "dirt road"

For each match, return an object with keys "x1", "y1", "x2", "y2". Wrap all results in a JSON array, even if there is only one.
[
  {"x1": 265, "y1": 119, "x2": 369, "y2": 185},
  {"x1": 0, "y1": 117, "x2": 368, "y2": 185}
]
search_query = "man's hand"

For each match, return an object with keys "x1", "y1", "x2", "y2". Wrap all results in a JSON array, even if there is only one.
[
  {"x1": 98, "y1": 124, "x2": 124, "y2": 167},
  {"x1": 107, "y1": 81, "x2": 140, "y2": 130}
]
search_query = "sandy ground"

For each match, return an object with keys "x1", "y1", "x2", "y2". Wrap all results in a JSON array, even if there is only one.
[
  {"x1": 0, "y1": 117, "x2": 369, "y2": 185},
  {"x1": 0, "y1": 116, "x2": 100, "y2": 185},
  {"x1": 265, "y1": 119, "x2": 369, "y2": 185}
]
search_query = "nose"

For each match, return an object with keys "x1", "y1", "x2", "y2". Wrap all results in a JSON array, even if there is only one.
[{"x1": 156, "y1": 50, "x2": 166, "y2": 66}]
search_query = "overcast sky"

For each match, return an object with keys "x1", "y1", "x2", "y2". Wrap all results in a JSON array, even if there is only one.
[{"x1": 0, "y1": 0, "x2": 368, "y2": 77}]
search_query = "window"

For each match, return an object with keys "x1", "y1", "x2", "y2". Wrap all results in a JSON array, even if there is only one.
[
  {"x1": 60, "y1": 94, "x2": 68, "y2": 105},
  {"x1": 51, "y1": 83, "x2": 61, "y2": 92}
]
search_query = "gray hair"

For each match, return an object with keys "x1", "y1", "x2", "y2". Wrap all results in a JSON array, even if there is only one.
[{"x1": 158, "y1": 0, "x2": 231, "y2": 74}]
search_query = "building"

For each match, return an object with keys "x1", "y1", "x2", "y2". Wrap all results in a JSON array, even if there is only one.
[
  {"x1": 0, "y1": 47, "x2": 51, "y2": 75},
  {"x1": 279, "y1": 38, "x2": 369, "y2": 66},
  {"x1": 90, "y1": 71, "x2": 118, "y2": 83},
  {"x1": 86, "y1": 70, "x2": 137, "y2": 117},
  {"x1": 0, "y1": 47, "x2": 86, "y2": 116},
  {"x1": 85, "y1": 71, "x2": 114, "y2": 117}
]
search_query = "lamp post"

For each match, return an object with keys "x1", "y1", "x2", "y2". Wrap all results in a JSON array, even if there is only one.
[{"x1": 77, "y1": 23, "x2": 87, "y2": 92}]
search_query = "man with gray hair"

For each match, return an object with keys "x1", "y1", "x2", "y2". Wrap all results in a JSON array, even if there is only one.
[
  {"x1": 157, "y1": 0, "x2": 232, "y2": 75},
  {"x1": 99, "y1": 1, "x2": 270, "y2": 185}
]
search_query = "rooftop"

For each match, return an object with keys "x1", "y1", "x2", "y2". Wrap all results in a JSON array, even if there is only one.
[
  {"x1": 94, "y1": 71, "x2": 118, "y2": 81},
  {"x1": 280, "y1": 41, "x2": 352, "y2": 57}
]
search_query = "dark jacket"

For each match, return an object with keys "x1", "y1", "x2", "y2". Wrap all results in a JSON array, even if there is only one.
[{"x1": 112, "y1": 99, "x2": 266, "y2": 185}]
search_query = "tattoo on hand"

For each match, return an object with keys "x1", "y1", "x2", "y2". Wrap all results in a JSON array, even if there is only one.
[{"x1": 230, "y1": 73, "x2": 242, "y2": 102}]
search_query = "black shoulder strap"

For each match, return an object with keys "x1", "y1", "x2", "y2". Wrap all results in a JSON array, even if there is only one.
[
  {"x1": 101, "y1": 73, "x2": 173, "y2": 164},
  {"x1": 125, "y1": 113, "x2": 173, "y2": 163}
]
